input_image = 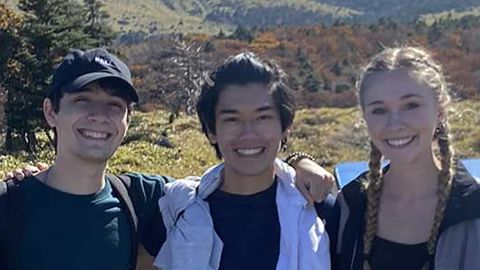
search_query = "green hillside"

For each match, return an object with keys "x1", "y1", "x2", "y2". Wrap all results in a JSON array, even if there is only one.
[
  {"x1": 157, "y1": 0, "x2": 358, "y2": 17},
  {"x1": 157, "y1": 0, "x2": 359, "y2": 27},
  {"x1": 3, "y1": 0, "x2": 229, "y2": 34},
  {"x1": 101, "y1": 0, "x2": 224, "y2": 34},
  {"x1": 3, "y1": 0, "x2": 356, "y2": 34},
  {"x1": 2, "y1": 101, "x2": 480, "y2": 178},
  {"x1": 420, "y1": 6, "x2": 480, "y2": 25},
  {"x1": 318, "y1": 0, "x2": 480, "y2": 22},
  {"x1": 5, "y1": 0, "x2": 479, "y2": 35}
]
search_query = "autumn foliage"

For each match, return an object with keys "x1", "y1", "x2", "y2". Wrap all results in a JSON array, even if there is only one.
[{"x1": 120, "y1": 17, "x2": 480, "y2": 109}]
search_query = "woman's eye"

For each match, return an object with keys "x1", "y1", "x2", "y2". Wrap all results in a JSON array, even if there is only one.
[
  {"x1": 405, "y1": 102, "x2": 419, "y2": 110},
  {"x1": 223, "y1": 117, "x2": 238, "y2": 123}
]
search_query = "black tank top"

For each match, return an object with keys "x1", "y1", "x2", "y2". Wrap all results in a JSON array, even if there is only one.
[{"x1": 369, "y1": 236, "x2": 429, "y2": 270}]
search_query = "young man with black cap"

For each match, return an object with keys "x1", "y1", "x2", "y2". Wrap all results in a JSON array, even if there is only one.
[
  {"x1": 1, "y1": 48, "x2": 335, "y2": 270},
  {"x1": 0, "y1": 48, "x2": 170, "y2": 270}
]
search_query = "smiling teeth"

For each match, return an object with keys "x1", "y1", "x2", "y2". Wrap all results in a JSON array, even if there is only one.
[
  {"x1": 82, "y1": 130, "x2": 108, "y2": 139},
  {"x1": 387, "y1": 137, "x2": 413, "y2": 146},
  {"x1": 236, "y1": 148, "x2": 263, "y2": 155}
]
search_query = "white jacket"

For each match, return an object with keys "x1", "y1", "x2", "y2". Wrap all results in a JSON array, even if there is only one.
[{"x1": 154, "y1": 159, "x2": 330, "y2": 270}]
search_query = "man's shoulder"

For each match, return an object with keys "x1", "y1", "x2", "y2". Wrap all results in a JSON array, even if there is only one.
[
  {"x1": 123, "y1": 172, "x2": 175, "y2": 184},
  {"x1": 113, "y1": 173, "x2": 175, "y2": 211},
  {"x1": 120, "y1": 173, "x2": 174, "y2": 193},
  {"x1": 0, "y1": 177, "x2": 33, "y2": 197},
  {"x1": 0, "y1": 178, "x2": 27, "y2": 238}
]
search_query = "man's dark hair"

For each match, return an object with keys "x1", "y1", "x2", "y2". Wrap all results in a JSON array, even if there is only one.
[
  {"x1": 196, "y1": 52, "x2": 295, "y2": 158},
  {"x1": 48, "y1": 77, "x2": 135, "y2": 149}
]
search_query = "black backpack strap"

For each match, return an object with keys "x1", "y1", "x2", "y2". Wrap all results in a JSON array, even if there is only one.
[
  {"x1": 108, "y1": 175, "x2": 138, "y2": 229},
  {"x1": 107, "y1": 174, "x2": 139, "y2": 270}
]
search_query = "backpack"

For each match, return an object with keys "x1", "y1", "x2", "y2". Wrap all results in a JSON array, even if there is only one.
[{"x1": 0, "y1": 174, "x2": 140, "y2": 270}]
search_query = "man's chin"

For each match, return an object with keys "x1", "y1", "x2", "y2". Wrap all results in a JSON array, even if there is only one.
[
  {"x1": 229, "y1": 164, "x2": 275, "y2": 177},
  {"x1": 77, "y1": 151, "x2": 114, "y2": 164}
]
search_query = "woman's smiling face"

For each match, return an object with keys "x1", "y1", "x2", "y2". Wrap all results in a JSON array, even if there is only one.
[{"x1": 361, "y1": 70, "x2": 440, "y2": 164}]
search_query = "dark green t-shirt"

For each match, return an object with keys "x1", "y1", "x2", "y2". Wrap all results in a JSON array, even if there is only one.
[{"x1": 0, "y1": 173, "x2": 169, "y2": 270}]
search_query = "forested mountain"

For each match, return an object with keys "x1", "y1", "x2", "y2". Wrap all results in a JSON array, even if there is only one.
[
  {"x1": 318, "y1": 0, "x2": 480, "y2": 22},
  {"x1": 2, "y1": 1, "x2": 480, "y2": 161},
  {"x1": 4, "y1": 0, "x2": 480, "y2": 34}
]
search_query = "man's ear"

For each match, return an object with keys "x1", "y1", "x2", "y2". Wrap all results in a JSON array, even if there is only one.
[
  {"x1": 43, "y1": 98, "x2": 57, "y2": 128},
  {"x1": 282, "y1": 128, "x2": 291, "y2": 140}
]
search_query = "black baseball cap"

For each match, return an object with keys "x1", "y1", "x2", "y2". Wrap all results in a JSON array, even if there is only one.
[{"x1": 48, "y1": 48, "x2": 139, "y2": 103}]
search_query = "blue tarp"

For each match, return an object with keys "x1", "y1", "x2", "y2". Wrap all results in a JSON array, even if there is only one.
[{"x1": 334, "y1": 159, "x2": 480, "y2": 188}]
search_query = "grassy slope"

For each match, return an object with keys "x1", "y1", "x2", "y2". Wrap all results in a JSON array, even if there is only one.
[{"x1": 2, "y1": 100, "x2": 480, "y2": 178}]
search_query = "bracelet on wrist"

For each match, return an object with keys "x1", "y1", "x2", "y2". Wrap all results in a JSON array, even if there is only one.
[{"x1": 285, "y1": 152, "x2": 316, "y2": 167}]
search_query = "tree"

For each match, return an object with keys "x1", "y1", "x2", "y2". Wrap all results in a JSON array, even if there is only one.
[
  {"x1": 0, "y1": 4, "x2": 22, "y2": 75},
  {"x1": 0, "y1": 4, "x2": 22, "y2": 145},
  {"x1": 217, "y1": 28, "x2": 225, "y2": 38},
  {"x1": 229, "y1": 25, "x2": 254, "y2": 42},
  {"x1": 303, "y1": 72, "x2": 321, "y2": 93},
  {"x1": 428, "y1": 23, "x2": 443, "y2": 45},
  {"x1": 124, "y1": 34, "x2": 215, "y2": 120},
  {"x1": 83, "y1": 0, "x2": 115, "y2": 45},
  {"x1": 295, "y1": 47, "x2": 322, "y2": 92},
  {"x1": 0, "y1": 5, "x2": 22, "y2": 86}
]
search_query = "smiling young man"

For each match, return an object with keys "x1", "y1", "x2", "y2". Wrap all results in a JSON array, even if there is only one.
[
  {"x1": 0, "y1": 48, "x2": 170, "y2": 270},
  {"x1": 154, "y1": 52, "x2": 331, "y2": 270}
]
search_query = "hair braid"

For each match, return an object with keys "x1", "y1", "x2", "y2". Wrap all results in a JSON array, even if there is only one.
[
  {"x1": 422, "y1": 122, "x2": 454, "y2": 270},
  {"x1": 363, "y1": 141, "x2": 383, "y2": 269}
]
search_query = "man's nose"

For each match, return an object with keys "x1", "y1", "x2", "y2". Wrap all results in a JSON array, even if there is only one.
[
  {"x1": 238, "y1": 120, "x2": 259, "y2": 139},
  {"x1": 87, "y1": 103, "x2": 109, "y2": 122}
]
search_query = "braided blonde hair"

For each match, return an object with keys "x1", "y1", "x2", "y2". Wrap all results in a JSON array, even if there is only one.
[{"x1": 357, "y1": 47, "x2": 455, "y2": 270}]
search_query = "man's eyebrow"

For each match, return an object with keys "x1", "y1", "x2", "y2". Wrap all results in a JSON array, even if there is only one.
[
  {"x1": 218, "y1": 109, "x2": 239, "y2": 114},
  {"x1": 219, "y1": 105, "x2": 274, "y2": 113},
  {"x1": 256, "y1": 105, "x2": 275, "y2": 112}
]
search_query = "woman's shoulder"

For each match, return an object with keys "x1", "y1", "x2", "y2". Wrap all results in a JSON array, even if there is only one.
[
  {"x1": 339, "y1": 170, "x2": 368, "y2": 200},
  {"x1": 335, "y1": 171, "x2": 369, "y2": 219},
  {"x1": 442, "y1": 162, "x2": 480, "y2": 230}
]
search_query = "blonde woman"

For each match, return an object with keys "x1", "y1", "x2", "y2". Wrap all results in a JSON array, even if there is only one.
[{"x1": 330, "y1": 47, "x2": 480, "y2": 270}]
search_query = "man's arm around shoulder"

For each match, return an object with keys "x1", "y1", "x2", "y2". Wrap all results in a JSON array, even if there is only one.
[{"x1": 120, "y1": 173, "x2": 174, "y2": 256}]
